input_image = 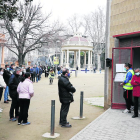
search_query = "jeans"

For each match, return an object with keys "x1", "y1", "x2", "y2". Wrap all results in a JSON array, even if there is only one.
[
  {"x1": 36, "y1": 74, "x2": 38, "y2": 82},
  {"x1": 60, "y1": 103, "x2": 70, "y2": 125},
  {"x1": 10, "y1": 98, "x2": 19, "y2": 118},
  {"x1": 4, "y1": 86, "x2": 9, "y2": 101},
  {"x1": 18, "y1": 99, "x2": 30, "y2": 123}
]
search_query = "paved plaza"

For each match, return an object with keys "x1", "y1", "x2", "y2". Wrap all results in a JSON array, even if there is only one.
[
  {"x1": 0, "y1": 72, "x2": 104, "y2": 140},
  {"x1": 71, "y1": 108, "x2": 140, "y2": 140}
]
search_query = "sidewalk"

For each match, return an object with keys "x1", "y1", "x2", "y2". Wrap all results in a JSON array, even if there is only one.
[{"x1": 70, "y1": 108, "x2": 140, "y2": 140}]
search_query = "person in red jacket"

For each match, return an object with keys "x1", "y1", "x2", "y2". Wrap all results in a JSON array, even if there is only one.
[{"x1": 131, "y1": 68, "x2": 140, "y2": 118}]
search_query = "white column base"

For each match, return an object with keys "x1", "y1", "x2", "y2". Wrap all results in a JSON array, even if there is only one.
[
  {"x1": 42, "y1": 133, "x2": 60, "y2": 138},
  {"x1": 71, "y1": 116, "x2": 86, "y2": 120},
  {"x1": 66, "y1": 63, "x2": 69, "y2": 68}
]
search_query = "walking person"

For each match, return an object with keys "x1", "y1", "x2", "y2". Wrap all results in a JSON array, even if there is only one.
[
  {"x1": 3, "y1": 65, "x2": 11, "y2": 103},
  {"x1": 17, "y1": 72, "x2": 34, "y2": 125},
  {"x1": 131, "y1": 68, "x2": 140, "y2": 118},
  {"x1": 58, "y1": 68, "x2": 76, "y2": 127},
  {"x1": 120, "y1": 63, "x2": 134, "y2": 113},
  {"x1": 0, "y1": 68, "x2": 6, "y2": 112},
  {"x1": 9, "y1": 67, "x2": 22, "y2": 121}
]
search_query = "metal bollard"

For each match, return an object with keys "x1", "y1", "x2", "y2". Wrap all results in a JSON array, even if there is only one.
[
  {"x1": 80, "y1": 91, "x2": 84, "y2": 118},
  {"x1": 75, "y1": 70, "x2": 77, "y2": 77},
  {"x1": 50, "y1": 100, "x2": 55, "y2": 136}
]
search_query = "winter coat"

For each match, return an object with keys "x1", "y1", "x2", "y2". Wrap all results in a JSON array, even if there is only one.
[
  {"x1": 33, "y1": 67, "x2": 39, "y2": 75},
  {"x1": 0, "y1": 75, "x2": 6, "y2": 88},
  {"x1": 3, "y1": 69, "x2": 11, "y2": 85},
  {"x1": 58, "y1": 75, "x2": 76, "y2": 104},
  {"x1": 8, "y1": 73, "x2": 20, "y2": 99},
  {"x1": 131, "y1": 75, "x2": 140, "y2": 97},
  {"x1": 17, "y1": 79, "x2": 34, "y2": 99}
]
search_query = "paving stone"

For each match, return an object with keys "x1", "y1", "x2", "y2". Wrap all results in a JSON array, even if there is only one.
[{"x1": 70, "y1": 108, "x2": 140, "y2": 140}]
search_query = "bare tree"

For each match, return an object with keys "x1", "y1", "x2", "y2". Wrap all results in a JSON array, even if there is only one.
[
  {"x1": 66, "y1": 14, "x2": 83, "y2": 34},
  {"x1": 3, "y1": 3, "x2": 63, "y2": 66},
  {"x1": 83, "y1": 7, "x2": 106, "y2": 69}
]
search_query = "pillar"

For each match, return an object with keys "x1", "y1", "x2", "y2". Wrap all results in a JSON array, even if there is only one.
[
  {"x1": 66, "y1": 50, "x2": 69, "y2": 68},
  {"x1": 78, "y1": 50, "x2": 80, "y2": 68},
  {"x1": 91, "y1": 51, "x2": 93, "y2": 65},
  {"x1": 98, "y1": 54, "x2": 101, "y2": 70},
  {"x1": 61, "y1": 51, "x2": 63, "y2": 66},
  {"x1": 88, "y1": 50, "x2": 90, "y2": 68},
  {"x1": 1, "y1": 46, "x2": 5, "y2": 68},
  {"x1": 65, "y1": 50, "x2": 67, "y2": 63},
  {"x1": 84, "y1": 51, "x2": 86, "y2": 67},
  {"x1": 74, "y1": 51, "x2": 76, "y2": 67}
]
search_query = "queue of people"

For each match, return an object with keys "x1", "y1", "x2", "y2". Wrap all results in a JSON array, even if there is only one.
[
  {"x1": 0, "y1": 64, "x2": 34, "y2": 125},
  {"x1": 0, "y1": 63, "x2": 76, "y2": 128},
  {"x1": 121, "y1": 63, "x2": 140, "y2": 118}
]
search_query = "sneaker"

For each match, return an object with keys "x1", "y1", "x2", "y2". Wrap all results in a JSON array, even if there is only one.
[
  {"x1": 59, "y1": 122, "x2": 69, "y2": 125},
  {"x1": 130, "y1": 106, "x2": 134, "y2": 111},
  {"x1": 0, "y1": 110, "x2": 2, "y2": 113},
  {"x1": 22, "y1": 122, "x2": 31, "y2": 125},
  {"x1": 61, "y1": 124, "x2": 72, "y2": 128},
  {"x1": 4, "y1": 101, "x2": 9, "y2": 103},
  {"x1": 17, "y1": 123, "x2": 21, "y2": 125},
  {"x1": 9, "y1": 118, "x2": 17, "y2": 121},
  {"x1": 122, "y1": 109, "x2": 131, "y2": 113}
]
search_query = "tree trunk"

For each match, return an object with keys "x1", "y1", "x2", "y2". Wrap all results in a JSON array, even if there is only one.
[{"x1": 18, "y1": 53, "x2": 26, "y2": 67}]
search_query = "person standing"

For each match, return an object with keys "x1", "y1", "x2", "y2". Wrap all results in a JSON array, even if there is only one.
[
  {"x1": 17, "y1": 72, "x2": 34, "y2": 125},
  {"x1": 0, "y1": 68, "x2": 6, "y2": 112},
  {"x1": 9, "y1": 67, "x2": 22, "y2": 121},
  {"x1": 120, "y1": 63, "x2": 134, "y2": 113},
  {"x1": 131, "y1": 68, "x2": 140, "y2": 118},
  {"x1": 58, "y1": 68, "x2": 76, "y2": 128},
  {"x1": 33, "y1": 65, "x2": 39, "y2": 83},
  {"x1": 3, "y1": 65, "x2": 11, "y2": 103}
]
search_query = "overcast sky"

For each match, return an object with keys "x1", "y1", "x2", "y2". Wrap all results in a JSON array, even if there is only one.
[{"x1": 33, "y1": 0, "x2": 106, "y2": 23}]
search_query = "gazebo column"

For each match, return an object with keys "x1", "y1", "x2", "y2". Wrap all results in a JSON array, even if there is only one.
[
  {"x1": 65, "y1": 50, "x2": 67, "y2": 63},
  {"x1": 66, "y1": 49, "x2": 69, "y2": 68},
  {"x1": 78, "y1": 49, "x2": 81, "y2": 69},
  {"x1": 88, "y1": 50, "x2": 90, "y2": 69},
  {"x1": 84, "y1": 51, "x2": 86, "y2": 68},
  {"x1": 61, "y1": 50, "x2": 63, "y2": 66},
  {"x1": 74, "y1": 51, "x2": 76, "y2": 68},
  {"x1": 91, "y1": 51, "x2": 93, "y2": 65}
]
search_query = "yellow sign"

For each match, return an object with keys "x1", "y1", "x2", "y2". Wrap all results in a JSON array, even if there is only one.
[{"x1": 53, "y1": 57, "x2": 59, "y2": 64}]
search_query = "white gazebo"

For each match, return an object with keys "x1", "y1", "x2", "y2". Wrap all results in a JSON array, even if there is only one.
[{"x1": 61, "y1": 33, "x2": 93, "y2": 70}]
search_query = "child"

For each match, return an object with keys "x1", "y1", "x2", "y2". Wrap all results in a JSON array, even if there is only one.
[{"x1": 49, "y1": 69, "x2": 55, "y2": 85}]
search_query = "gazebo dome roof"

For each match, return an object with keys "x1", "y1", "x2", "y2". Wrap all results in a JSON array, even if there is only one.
[{"x1": 63, "y1": 33, "x2": 92, "y2": 47}]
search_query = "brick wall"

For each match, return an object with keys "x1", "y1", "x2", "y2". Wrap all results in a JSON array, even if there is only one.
[{"x1": 108, "y1": 0, "x2": 140, "y2": 106}]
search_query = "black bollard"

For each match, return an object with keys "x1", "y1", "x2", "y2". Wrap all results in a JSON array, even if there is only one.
[
  {"x1": 80, "y1": 91, "x2": 84, "y2": 118},
  {"x1": 50, "y1": 100, "x2": 55, "y2": 136}
]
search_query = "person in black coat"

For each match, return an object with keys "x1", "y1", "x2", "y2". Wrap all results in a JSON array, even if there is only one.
[
  {"x1": 3, "y1": 65, "x2": 11, "y2": 103},
  {"x1": 9, "y1": 67, "x2": 22, "y2": 121},
  {"x1": 58, "y1": 68, "x2": 76, "y2": 128}
]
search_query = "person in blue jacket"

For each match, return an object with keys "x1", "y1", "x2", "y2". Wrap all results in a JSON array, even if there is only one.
[{"x1": 33, "y1": 65, "x2": 39, "y2": 83}]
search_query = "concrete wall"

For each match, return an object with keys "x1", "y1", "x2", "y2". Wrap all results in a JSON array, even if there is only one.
[{"x1": 105, "y1": 0, "x2": 140, "y2": 109}]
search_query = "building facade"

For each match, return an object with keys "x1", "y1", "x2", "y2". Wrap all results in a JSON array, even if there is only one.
[{"x1": 104, "y1": 0, "x2": 140, "y2": 109}]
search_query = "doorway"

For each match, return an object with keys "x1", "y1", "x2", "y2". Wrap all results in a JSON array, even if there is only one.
[{"x1": 133, "y1": 47, "x2": 140, "y2": 69}]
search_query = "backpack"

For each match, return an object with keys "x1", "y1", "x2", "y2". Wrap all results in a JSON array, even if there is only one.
[{"x1": 33, "y1": 68, "x2": 36, "y2": 74}]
